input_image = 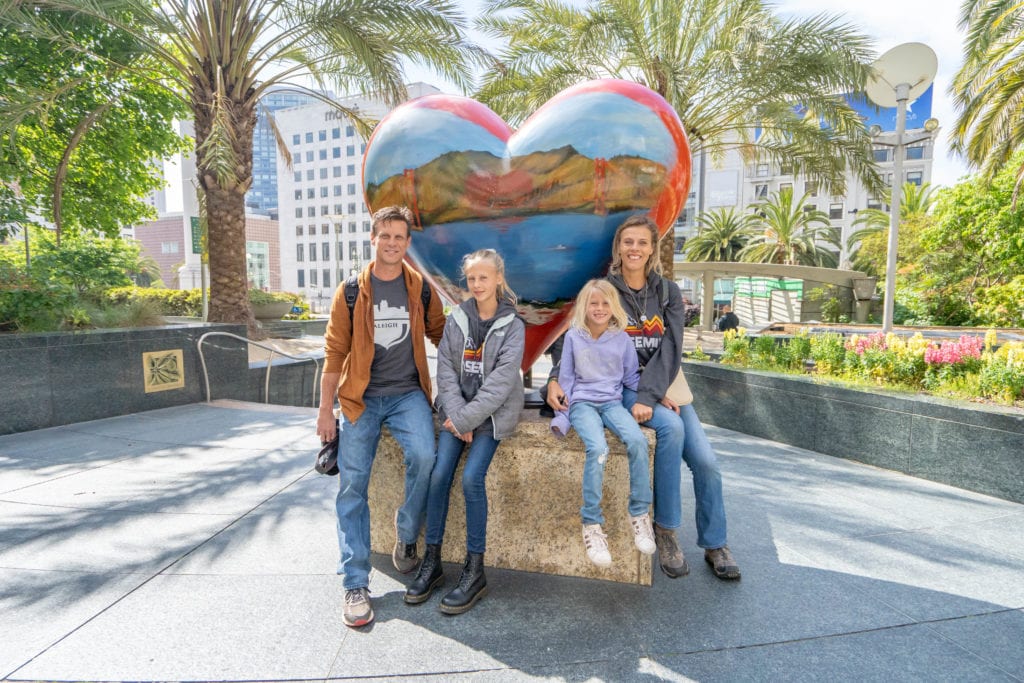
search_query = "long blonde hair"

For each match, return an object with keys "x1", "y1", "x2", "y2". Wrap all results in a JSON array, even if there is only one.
[
  {"x1": 608, "y1": 214, "x2": 663, "y2": 277},
  {"x1": 571, "y1": 279, "x2": 629, "y2": 332},
  {"x1": 461, "y1": 248, "x2": 518, "y2": 305}
]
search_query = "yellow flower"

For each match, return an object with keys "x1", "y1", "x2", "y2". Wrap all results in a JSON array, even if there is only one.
[{"x1": 985, "y1": 329, "x2": 998, "y2": 352}]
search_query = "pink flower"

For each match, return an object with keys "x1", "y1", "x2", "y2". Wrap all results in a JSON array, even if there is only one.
[{"x1": 925, "y1": 336, "x2": 983, "y2": 366}]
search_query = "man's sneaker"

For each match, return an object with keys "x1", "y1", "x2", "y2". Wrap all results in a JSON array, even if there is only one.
[
  {"x1": 630, "y1": 512, "x2": 657, "y2": 555},
  {"x1": 342, "y1": 588, "x2": 374, "y2": 628},
  {"x1": 654, "y1": 524, "x2": 689, "y2": 578},
  {"x1": 704, "y1": 545, "x2": 741, "y2": 580},
  {"x1": 392, "y1": 509, "x2": 418, "y2": 574},
  {"x1": 582, "y1": 524, "x2": 612, "y2": 567}
]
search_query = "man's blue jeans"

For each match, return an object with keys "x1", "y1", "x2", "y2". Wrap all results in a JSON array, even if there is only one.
[
  {"x1": 335, "y1": 390, "x2": 435, "y2": 590},
  {"x1": 425, "y1": 429, "x2": 500, "y2": 554},
  {"x1": 569, "y1": 400, "x2": 652, "y2": 525},
  {"x1": 622, "y1": 388, "x2": 727, "y2": 549}
]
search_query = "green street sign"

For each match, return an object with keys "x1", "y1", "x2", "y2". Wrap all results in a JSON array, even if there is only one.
[{"x1": 190, "y1": 216, "x2": 202, "y2": 254}]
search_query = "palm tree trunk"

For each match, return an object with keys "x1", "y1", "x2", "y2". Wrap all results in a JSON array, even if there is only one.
[
  {"x1": 658, "y1": 233, "x2": 676, "y2": 280},
  {"x1": 192, "y1": 87, "x2": 258, "y2": 335}
]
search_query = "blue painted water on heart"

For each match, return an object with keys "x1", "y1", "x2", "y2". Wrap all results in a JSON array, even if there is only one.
[{"x1": 409, "y1": 211, "x2": 635, "y2": 304}]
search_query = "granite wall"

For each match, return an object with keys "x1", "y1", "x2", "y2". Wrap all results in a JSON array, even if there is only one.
[
  {"x1": 0, "y1": 324, "x2": 247, "y2": 434},
  {"x1": 683, "y1": 360, "x2": 1024, "y2": 505}
]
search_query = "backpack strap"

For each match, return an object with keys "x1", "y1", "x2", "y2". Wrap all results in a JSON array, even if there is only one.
[{"x1": 344, "y1": 274, "x2": 431, "y2": 325}]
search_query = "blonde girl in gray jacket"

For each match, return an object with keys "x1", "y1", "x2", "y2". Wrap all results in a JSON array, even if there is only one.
[{"x1": 404, "y1": 249, "x2": 525, "y2": 614}]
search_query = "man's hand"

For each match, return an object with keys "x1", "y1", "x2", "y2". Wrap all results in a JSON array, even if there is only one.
[
  {"x1": 546, "y1": 380, "x2": 567, "y2": 411},
  {"x1": 316, "y1": 408, "x2": 337, "y2": 443},
  {"x1": 659, "y1": 397, "x2": 681, "y2": 415},
  {"x1": 631, "y1": 402, "x2": 654, "y2": 424}
]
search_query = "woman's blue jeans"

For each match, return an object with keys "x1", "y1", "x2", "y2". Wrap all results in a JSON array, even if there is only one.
[
  {"x1": 424, "y1": 429, "x2": 500, "y2": 554},
  {"x1": 335, "y1": 390, "x2": 436, "y2": 590},
  {"x1": 569, "y1": 400, "x2": 652, "y2": 525},
  {"x1": 622, "y1": 388, "x2": 728, "y2": 549}
]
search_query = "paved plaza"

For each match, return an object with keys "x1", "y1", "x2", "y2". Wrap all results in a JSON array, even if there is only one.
[{"x1": 2, "y1": 399, "x2": 1023, "y2": 681}]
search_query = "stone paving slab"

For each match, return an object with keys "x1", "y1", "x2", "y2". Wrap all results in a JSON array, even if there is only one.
[{"x1": 1, "y1": 400, "x2": 1022, "y2": 682}]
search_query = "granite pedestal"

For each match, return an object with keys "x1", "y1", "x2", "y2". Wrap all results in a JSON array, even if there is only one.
[{"x1": 368, "y1": 410, "x2": 656, "y2": 585}]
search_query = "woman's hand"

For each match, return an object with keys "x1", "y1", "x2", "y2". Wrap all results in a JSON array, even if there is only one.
[
  {"x1": 546, "y1": 380, "x2": 567, "y2": 411},
  {"x1": 631, "y1": 402, "x2": 654, "y2": 424},
  {"x1": 443, "y1": 417, "x2": 473, "y2": 443},
  {"x1": 659, "y1": 397, "x2": 681, "y2": 414}
]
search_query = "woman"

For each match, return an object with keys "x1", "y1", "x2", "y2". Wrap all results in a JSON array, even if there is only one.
[{"x1": 547, "y1": 215, "x2": 740, "y2": 580}]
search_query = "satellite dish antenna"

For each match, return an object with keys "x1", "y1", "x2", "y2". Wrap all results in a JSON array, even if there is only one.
[{"x1": 865, "y1": 42, "x2": 937, "y2": 107}]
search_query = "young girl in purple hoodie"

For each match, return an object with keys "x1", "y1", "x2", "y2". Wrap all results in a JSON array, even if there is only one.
[{"x1": 553, "y1": 279, "x2": 655, "y2": 567}]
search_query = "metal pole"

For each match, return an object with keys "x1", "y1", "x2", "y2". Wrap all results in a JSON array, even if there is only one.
[{"x1": 881, "y1": 83, "x2": 908, "y2": 334}]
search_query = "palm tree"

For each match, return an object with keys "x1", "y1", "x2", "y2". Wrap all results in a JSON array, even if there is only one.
[
  {"x1": 475, "y1": 0, "x2": 882, "y2": 275},
  {"x1": 740, "y1": 187, "x2": 838, "y2": 266},
  {"x1": 951, "y1": 0, "x2": 1024, "y2": 196},
  {"x1": 847, "y1": 182, "x2": 935, "y2": 259},
  {"x1": 0, "y1": 1, "x2": 479, "y2": 330},
  {"x1": 685, "y1": 207, "x2": 756, "y2": 262}
]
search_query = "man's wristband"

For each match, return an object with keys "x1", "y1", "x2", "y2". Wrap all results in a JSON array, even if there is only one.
[{"x1": 547, "y1": 376, "x2": 558, "y2": 384}]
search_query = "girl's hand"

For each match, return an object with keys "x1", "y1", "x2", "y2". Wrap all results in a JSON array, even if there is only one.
[
  {"x1": 443, "y1": 418, "x2": 473, "y2": 443},
  {"x1": 659, "y1": 397, "x2": 680, "y2": 415},
  {"x1": 546, "y1": 380, "x2": 567, "y2": 411},
  {"x1": 631, "y1": 402, "x2": 654, "y2": 424}
]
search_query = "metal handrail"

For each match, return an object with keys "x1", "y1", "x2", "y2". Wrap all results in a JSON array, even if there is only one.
[{"x1": 197, "y1": 331, "x2": 321, "y2": 406}]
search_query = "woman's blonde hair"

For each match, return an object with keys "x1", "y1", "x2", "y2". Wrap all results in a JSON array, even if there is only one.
[
  {"x1": 608, "y1": 214, "x2": 663, "y2": 277},
  {"x1": 571, "y1": 279, "x2": 629, "y2": 332},
  {"x1": 461, "y1": 248, "x2": 518, "y2": 305}
]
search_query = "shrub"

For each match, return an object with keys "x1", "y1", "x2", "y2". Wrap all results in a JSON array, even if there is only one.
[
  {"x1": 810, "y1": 333, "x2": 846, "y2": 374},
  {"x1": 105, "y1": 287, "x2": 202, "y2": 317}
]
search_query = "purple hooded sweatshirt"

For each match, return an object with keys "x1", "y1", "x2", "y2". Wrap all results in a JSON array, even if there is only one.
[{"x1": 551, "y1": 325, "x2": 640, "y2": 437}]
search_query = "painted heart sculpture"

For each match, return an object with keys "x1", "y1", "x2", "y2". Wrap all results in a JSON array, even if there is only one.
[{"x1": 363, "y1": 79, "x2": 691, "y2": 370}]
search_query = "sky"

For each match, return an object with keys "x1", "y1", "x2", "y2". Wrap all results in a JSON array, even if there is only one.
[{"x1": 404, "y1": 0, "x2": 971, "y2": 188}]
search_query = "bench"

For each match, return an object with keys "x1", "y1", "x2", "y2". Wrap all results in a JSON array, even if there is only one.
[{"x1": 368, "y1": 410, "x2": 655, "y2": 585}]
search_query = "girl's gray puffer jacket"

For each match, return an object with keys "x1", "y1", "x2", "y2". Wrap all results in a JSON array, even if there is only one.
[{"x1": 435, "y1": 302, "x2": 525, "y2": 439}]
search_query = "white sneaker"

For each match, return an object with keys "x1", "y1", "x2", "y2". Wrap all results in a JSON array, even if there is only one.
[
  {"x1": 582, "y1": 524, "x2": 612, "y2": 567},
  {"x1": 631, "y1": 512, "x2": 657, "y2": 555}
]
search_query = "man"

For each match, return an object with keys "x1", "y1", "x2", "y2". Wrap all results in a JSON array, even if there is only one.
[
  {"x1": 715, "y1": 304, "x2": 740, "y2": 332},
  {"x1": 317, "y1": 205, "x2": 446, "y2": 628}
]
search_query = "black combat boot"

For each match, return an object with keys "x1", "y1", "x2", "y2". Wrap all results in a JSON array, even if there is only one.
[
  {"x1": 440, "y1": 551, "x2": 487, "y2": 615},
  {"x1": 404, "y1": 544, "x2": 444, "y2": 604}
]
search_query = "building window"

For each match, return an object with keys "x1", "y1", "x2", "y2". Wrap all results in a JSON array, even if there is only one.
[
  {"x1": 307, "y1": 207, "x2": 316, "y2": 217},
  {"x1": 333, "y1": 147, "x2": 341, "y2": 158},
  {"x1": 160, "y1": 242, "x2": 179, "y2": 254},
  {"x1": 867, "y1": 196, "x2": 883, "y2": 210},
  {"x1": 829, "y1": 202, "x2": 843, "y2": 220},
  {"x1": 307, "y1": 188, "x2": 315, "y2": 199},
  {"x1": 322, "y1": 269, "x2": 331, "y2": 289},
  {"x1": 347, "y1": 164, "x2": 355, "y2": 176},
  {"x1": 320, "y1": 186, "x2": 328, "y2": 198},
  {"x1": 361, "y1": 202, "x2": 368, "y2": 213},
  {"x1": 349, "y1": 243, "x2": 358, "y2": 259},
  {"x1": 296, "y1": 244, "x2": 304, "y2": 262},
  {"x1": 332, "y1": 128, "x2": 340, "y2": 139},
  {"x1": 906, "y1": 170, "x2": 923, "y2": 186},
  {"x1": 322, "y1": 242, "x2": 330, "y2": 260},
  {"x1": 346, "y1": 125, "x2": 354, "y2": 136},
  {"x1": 334, "y1": 185, "x2": 342, "y2": 196},
  {"x1": 333, "y1": 166, "x2": 342, "y2": 178},
  {"x1": 337, "y1": 240, "x2": 344, "y2": 256},
  {"x1": 293, "y1": 171, "x2": 301, "y2": 182},
  {"x1": 319, "y1": 205, "x2": 328, "y2": 216},
  {"x1": 292, "y1": 134, "x2": 301, "y2": 145},
  {"x1": 347, "y1": 183, "x2": 356, "y2": 195},
  {"x1": 309, "y1": 243, "x2": 317, "y2": 261},
  {"x1": 348, "y1": 202, "x2": 357, "y2": 214},
  {"x1": 805, "y1": 181, "x2": 818, "y2": 197},
  {"x1": 305, "y1": 132, "x2": 313, "y2": 144},
  {"x1": 780, "y1": 163, "x2": 793, "y2": 175},
  {"x1": 754, "y1": 184, "x2": 768, "y2": 199},
  {"x1": 310, "y1": 268, "x2": 317, "y2": 286},
  {"x1": 906, "y1": 146, "x2": 925, "y2": 160},
  {"x1": 295, "y1": 225, "x2": 303, "y2": 236},
  {"x1": 321, "y1": 224, "x2": 329, "y2": 235},
  {"x1": 334, "y1": 203, "x2": 343, "y2": 214},
  {"x1": 873, "y1": 148, "x2": 890, "y2": 163},
  {"x1": 349, "y1": 221, "x2": 357, "y2": 233},
  {"x1": 363, "y1": 241, "x2": 371, "y2": 260},
  {"x1": 294, "y1": 189, "x2": 302, "y2": 200},
  {"x1": 755, "y1": 163, "x2": 769, "y2": 177},
  {"x1": 335, "y1": 223, "x2": 343, "y2": 234},
  {"x1": 295, "y1": 208, "x2": 303, "y2": 218},
  {"x1": 306, "y1": 170, "x2": 314, "y2": 181},
  {"x1": 803, "y1": 204, "x2": 817, "y2": 214},
  {"x1": 362, "y1": 221, "x2": 370, "y2": 232},
  {"x1": 346, "y1": 145, "x2": 355, "y2": 156},
  {"x1": 779, "y1": 182, "x2": 792, "y2": 193},
  {"x1": 319, "y1": 149, "x2": 327, "y2": 160},
  {"x1": 297, "y1": 269, "x2": 305, "y2": 287},
  {"x1": 318, "y1": 129, "x2": 327, "y2": 141},
  {"x1": 305, "y1": 151, "x2": 313, "y2": 163},
  {"x1": 360, "y1": 143, "x2": 366, "y2": 154}
]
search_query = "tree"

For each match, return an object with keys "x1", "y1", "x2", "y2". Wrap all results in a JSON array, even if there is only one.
[
  {"x1": 1, "y1": 1, "x2": 479, "y2": 330},
  {"x1": 475, "y1": 0, "x2": 882, "y2": 275},
  {"x1": 951, "y1": 0, "x2": 1024, "y2": 195},
  {"x1": 846, "y1": 182, "x2": 936, "y2": 271},
  {"x1": 0, "y1": 15, "x2": 188, "y2": 243},
  {"x1": 685, "y1": 207, "x2": 755, "y2": 262},
  {"x1": 740, "y1": 187, "x2": 838, "y2": 266}
]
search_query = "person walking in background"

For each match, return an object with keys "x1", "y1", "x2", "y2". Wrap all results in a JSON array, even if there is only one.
[
  {"x1": 552, "y1": 279, "x2": 655, "y2": 568},
  {"x1": 716, "y1": 304, "x2": 740, "y2": 332},
  {"x1": 548, "y1": 215, "x2": 741, "y2": 581},
  {"x1": 405, "y1": 249, "x2": 525, "y2": 614},
  {"x1": 317, "y1": 205, "x2": 446, "y2": 628}
]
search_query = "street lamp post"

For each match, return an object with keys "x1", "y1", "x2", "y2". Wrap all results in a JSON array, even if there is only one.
[{"x1": 864, "y1": 42, "x2": 937, "y2": 333}]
